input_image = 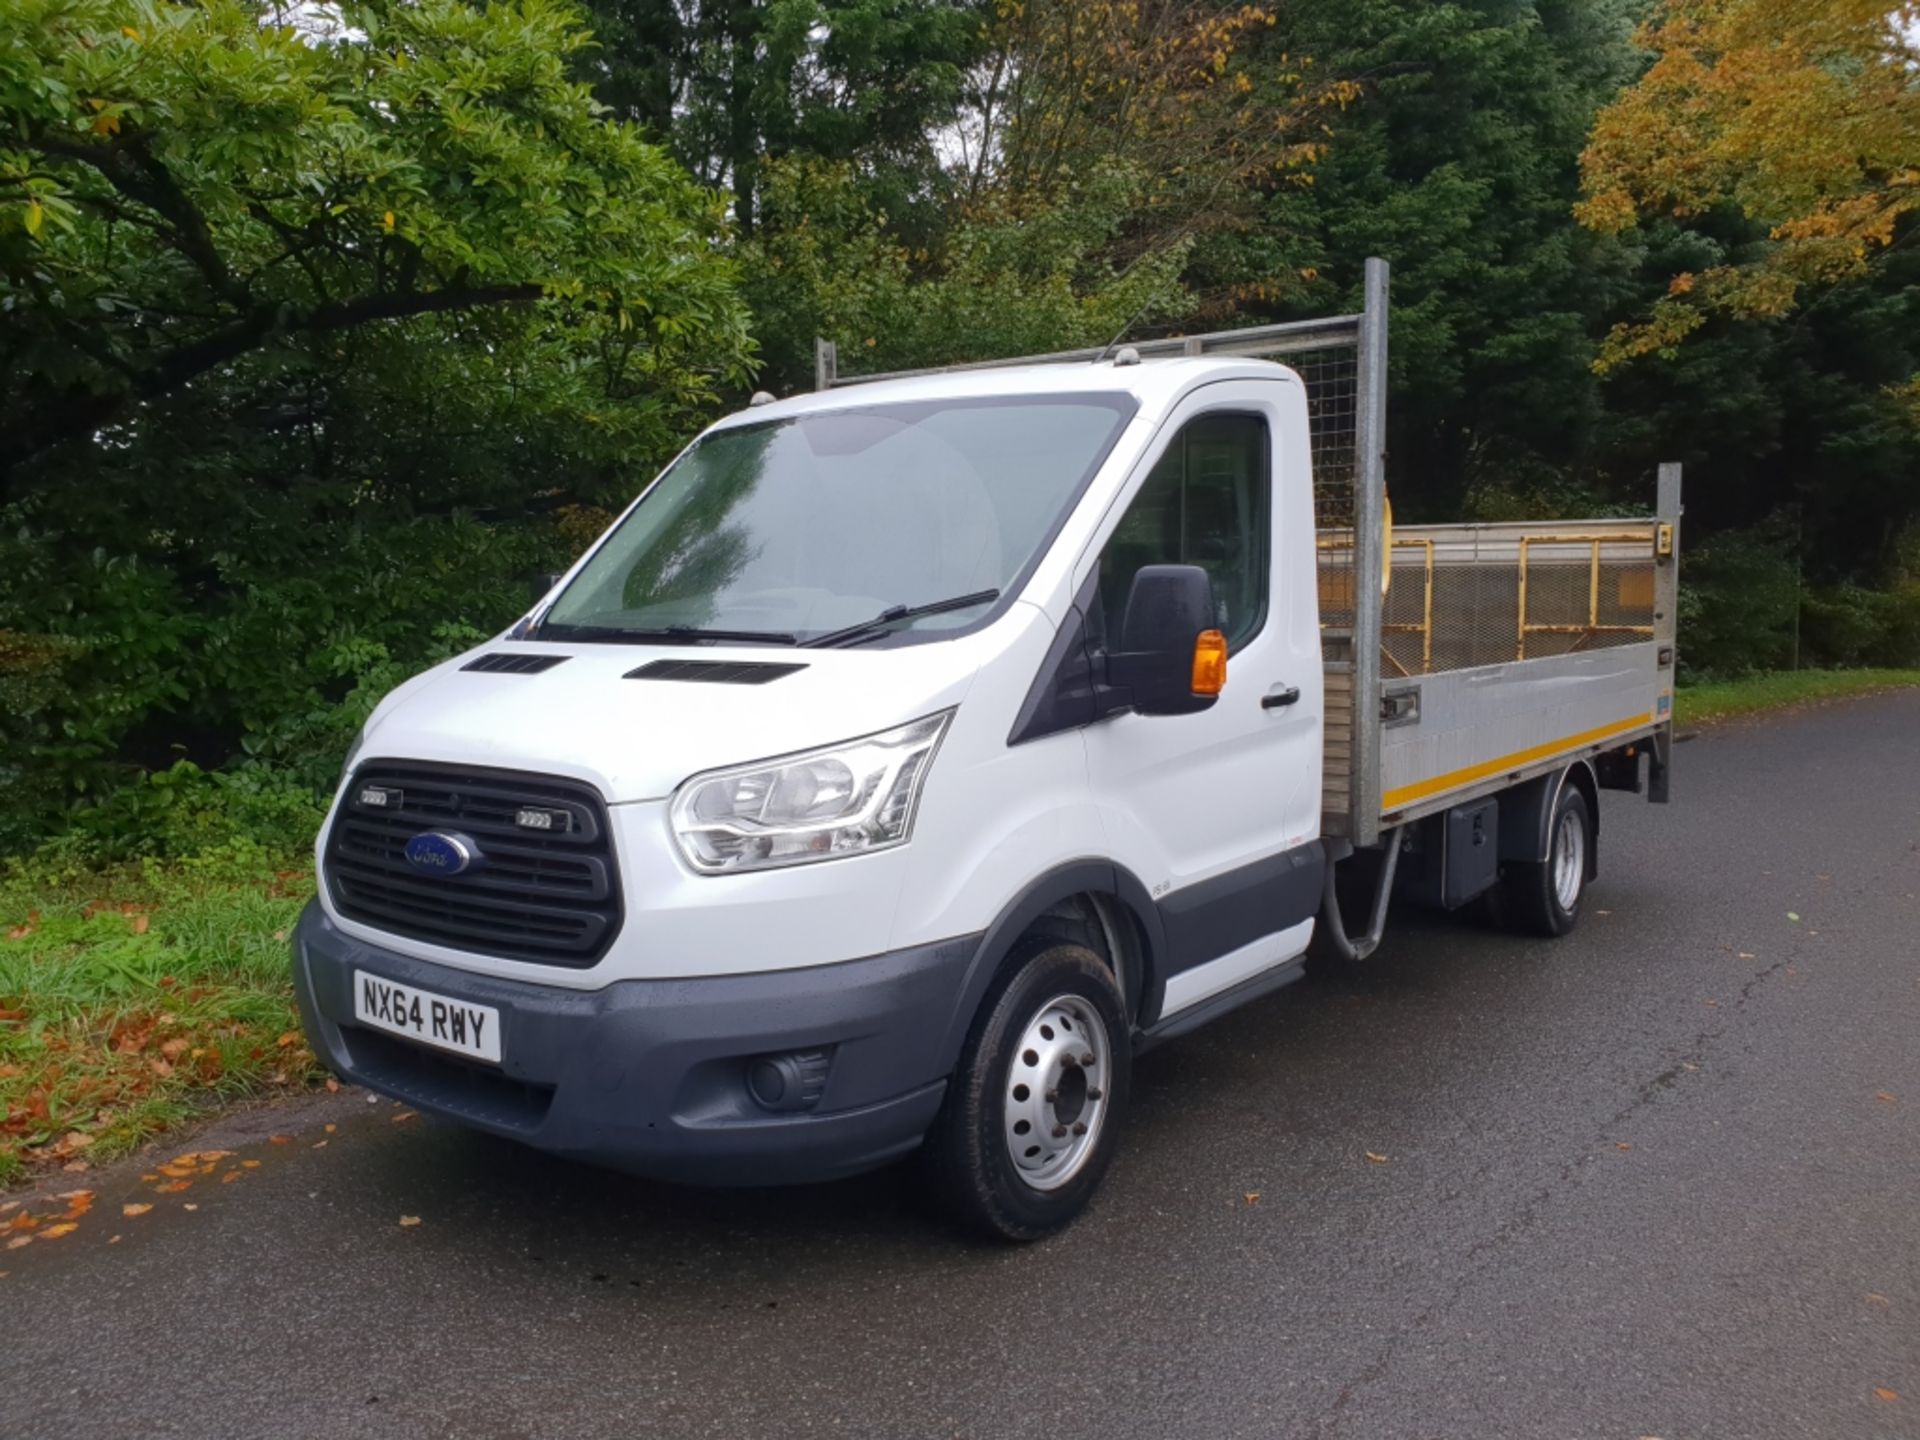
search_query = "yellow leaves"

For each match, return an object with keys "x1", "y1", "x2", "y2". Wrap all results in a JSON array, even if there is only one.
[
  {"x1": 122, "y1": 1203, "x2": 153, "y2": 1217},
  {"x1": 38, "y1": 1222, "x2": 78, "y2": 1240},
  {"x1": 1876, "y1": 1388, "x2": 1900, "y2": 1403},
  {"x1": 1364, "y1": 1151, "x2": 1389, "y2": 1164},
  {"x1": 92, "y1": 113, "x2": 121, "y2": 138},
  {"x1": 398, "y1": 1214, "x2": 422, "y2": 1227},
  {"x1": 1580, "y1": 0, "x2": 1920, "y2": 367},
  {"x1": 383, "y1": 210, "x2": 396, "y2": 233},
  {"x1": 23, "y1": 200, "x2": 44, "y2": 239},
  {"x1": 120, "y1": 25, "x2": 142, "y2": 42}
]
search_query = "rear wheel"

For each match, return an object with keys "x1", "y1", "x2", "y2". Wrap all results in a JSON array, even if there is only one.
[
  {"x1": 920, "y1": 942, "x2": 1130, "y2": 1241},
  {"x1": 1502, "y1": 784, "x2": 1592, "y2": 937}
]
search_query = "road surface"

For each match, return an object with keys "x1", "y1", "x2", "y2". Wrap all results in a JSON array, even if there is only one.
[{"x1": 4, "y1": 692, "x2": 1917, "y2": 1439}]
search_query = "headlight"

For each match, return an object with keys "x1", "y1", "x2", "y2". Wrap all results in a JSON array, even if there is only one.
[{"x1": 671, "y1": 712, "x2": 952, "y2": 873}]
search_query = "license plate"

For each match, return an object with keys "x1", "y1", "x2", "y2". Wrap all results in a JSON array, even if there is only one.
[{"x1": 352, "y1": 970, "x2": 501, "y2": 1064}]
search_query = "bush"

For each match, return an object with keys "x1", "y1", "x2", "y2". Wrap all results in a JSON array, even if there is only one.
[
  {"x1": 1676, "y1": 523, "x2": 1801, "y2": 680},
  {"x1": 1800, "y1": 582, "x2": 1920, "y2": 669}
]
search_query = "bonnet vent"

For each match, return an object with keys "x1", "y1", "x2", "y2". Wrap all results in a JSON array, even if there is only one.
[
  {"x1": 462, "y1": 653, "x2": 571, "y2": 675},
  {"x1": 625, "y1": 659, "x2": 807, "y2": 685}
]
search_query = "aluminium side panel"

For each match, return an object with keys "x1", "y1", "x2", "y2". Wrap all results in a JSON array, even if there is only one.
[{"x1": 1377, "y1": 643, "x2": 1668, "y2": 828}]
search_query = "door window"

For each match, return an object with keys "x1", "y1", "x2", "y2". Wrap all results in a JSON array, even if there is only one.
[{"x1": 1096, "y1": 412, "x2": 1270, "y2": 651}]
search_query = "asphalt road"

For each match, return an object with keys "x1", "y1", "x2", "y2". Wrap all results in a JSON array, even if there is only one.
[{"x1": 5, "y1": 693, "x2": 1918, "y2": 1440}]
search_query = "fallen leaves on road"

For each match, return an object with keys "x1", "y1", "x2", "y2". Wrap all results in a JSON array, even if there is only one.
[
  {"x1": 268, "y1": 1135, "x2": 291, "y2": 1145},
  {"x1": 1365, "y1": 1151, "x2": 1389, "y2": 1164},
  {"x1": 1616, "y1": 1142, "x2": 1633, "y2": 1151},
  {"x1": 398, "y1": 1215, "x2": 422, "y2": 1227},
  {"x1": 1787, "y1": 911, "x2": 1800, "y2": 922},
  {"x1": 1243, "y1": 1192, "x2": 1261, "y2": 1205},
  {"x1": 1876, "y1": 1092, "x2": 1897, "y2": 1104},
  {"x1": 1866, "y1": 1293, "x2": 1890, "y2": 1306},
  {"x1": 391, "y1": 1111, "x2": 417, "y2": 1124},
  {"x1": 122, "y1": 1203, "x2": 152, "y2": 1217},
  {"x1": 154, "y1": 1180, "x2": 191, "y2": 1194},
  {"x1": 37, "y1": 1222, "x2": 77, "y2": 1240},
  {"x1": 1875, "y1": 1388, "x2": 1899, "y2": 1402}
]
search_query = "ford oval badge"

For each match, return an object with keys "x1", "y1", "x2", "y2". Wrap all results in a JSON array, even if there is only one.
[{"x1": 404, "y1": 831, "x2": 478, "y2": 876}]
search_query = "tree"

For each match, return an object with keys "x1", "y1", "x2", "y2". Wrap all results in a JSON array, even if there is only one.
[
  {"x1": 0, "y1": 0, "x2": 754, "y2": 845},
  {"x1": 572, "y1": 0, "x2": 982, "y2": 235},
  {"x1": 1241, "y1": 0, "x2": 1646, "y2": 516},
  {"x1": 0, "y1": 0, "x2": 751, "y2": 488},
  {"x1": 1577, "y1": 0, "x2": 1920, "y2": 370}
]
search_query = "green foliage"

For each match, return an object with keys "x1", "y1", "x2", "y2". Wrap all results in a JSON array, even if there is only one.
[
  {"x1": 0, "y1": 0, "x2": 756, "y2": 855},
  {"x1": 573, "y1": 0, "x2": 982, "y2": 237},
  {"x1": 1799, "y1": 583, "x2": 1920, "y2": 670},
  {"x1": 1676, "y1": 523, "x2": 1801, "y2": 678},
  {"x1": 742, "y1": 156, "x2": 1193, "y2": 388},
  {"x1": 1, "y1": 0, "x2": 752, "y2": 476}
]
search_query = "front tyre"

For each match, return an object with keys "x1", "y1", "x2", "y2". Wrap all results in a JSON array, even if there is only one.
[
  {"x1": 921, "y1": 942, "x2": 1131, "y2": 1241},
  {"x1": 1503, "y1": 784, "x2": 1592, "y2": 937}
]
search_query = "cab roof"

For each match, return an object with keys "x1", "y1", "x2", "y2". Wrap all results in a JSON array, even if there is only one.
[{"x1": 709, "y1": 356, "x2": 1301, "y2": 433}]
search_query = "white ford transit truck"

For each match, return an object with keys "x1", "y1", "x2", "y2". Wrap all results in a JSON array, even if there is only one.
[{"x1": 293, "y1": 261, "x2": 1680, "y2": 1238}]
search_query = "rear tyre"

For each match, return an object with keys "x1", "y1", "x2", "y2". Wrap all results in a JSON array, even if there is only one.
[
  {"x1": 920, "y1": 942, "x2": 1130, "y2": 1242},
  {"x1": 1502, "y1": 784, "x2": 1591, "y2": 938}
]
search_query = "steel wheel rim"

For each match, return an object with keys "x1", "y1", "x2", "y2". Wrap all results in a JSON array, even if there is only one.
[
  {"x1": 1003, "y1": 994, "x2": 1112, "y2": 1192},
  {"x1": 1552, "y1": 808, "x2": 1585, "y2": 911}
]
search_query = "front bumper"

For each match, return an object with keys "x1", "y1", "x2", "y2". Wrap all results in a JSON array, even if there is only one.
[{"x1": 291, "y1": 901, "x2": 981, "y2": 1185}]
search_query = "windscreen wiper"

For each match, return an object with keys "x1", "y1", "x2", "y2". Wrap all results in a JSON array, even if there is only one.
[
  {"x1": 802, "y1": 589, "x2": 1001, "y2": 649},
  {"x1": 540, "y1": 623, "x2": 799, "y2": 646}
]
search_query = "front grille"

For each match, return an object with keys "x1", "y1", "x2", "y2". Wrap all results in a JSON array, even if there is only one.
[{"x1": 325, "y1": 761, "x2": 622, "y2": 966}]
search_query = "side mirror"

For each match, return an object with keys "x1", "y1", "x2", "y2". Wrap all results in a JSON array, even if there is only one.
[{"x1": 1105, "y1": 564, "x2": 1226, "y2": 716}]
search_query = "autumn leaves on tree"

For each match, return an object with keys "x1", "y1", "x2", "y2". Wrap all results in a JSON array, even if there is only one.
[{"x1": 1578, "y1": 0, "x2": 1920, "y2": 379}]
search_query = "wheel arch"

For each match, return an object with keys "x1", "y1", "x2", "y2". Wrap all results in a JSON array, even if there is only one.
[
  {"x1": 1496, "y1": 759, "x2": 1600, "y2": 880},
  {"x1": 931, "y1": 860, "x2": 1166, "y2": 1077}
]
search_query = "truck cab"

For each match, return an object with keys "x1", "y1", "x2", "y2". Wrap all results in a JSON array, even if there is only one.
[{"x1": 294, "y1": 354, "x2": 1343, "y2": 1237}]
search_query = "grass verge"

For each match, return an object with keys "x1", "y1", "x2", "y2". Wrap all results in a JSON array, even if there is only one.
[
  {"x1": 1674, "y1": 668, "x2": 1920, "y2": 728},
  {"x1": 0, "y1": 841, "x2": 320, "y2": 1187}
]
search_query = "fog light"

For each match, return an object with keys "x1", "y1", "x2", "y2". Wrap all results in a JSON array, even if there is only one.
[{"x1": 746, "y1": 1048, "x2": 833, "y2": 1112}]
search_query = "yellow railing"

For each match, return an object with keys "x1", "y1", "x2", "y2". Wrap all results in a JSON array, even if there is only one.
[
  {"x1": 1319, "y1": 534, "x2": 1435, "y2": 677},
  {"x1": 1381, "y1": 537, "x2": 1433, "y2": 677},
  {"x1": 1516, "y1": 532, "x2": 1656, "y2": 661}
]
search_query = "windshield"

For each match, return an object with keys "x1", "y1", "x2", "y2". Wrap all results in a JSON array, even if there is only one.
[{"x1": 538, "y1": 394, "x2": 1136, "y2": 645}]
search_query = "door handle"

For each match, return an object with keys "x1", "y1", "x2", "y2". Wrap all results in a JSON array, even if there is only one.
[{"x1": 1261, "y1": 686, "x2": 1301, "y2": 710}]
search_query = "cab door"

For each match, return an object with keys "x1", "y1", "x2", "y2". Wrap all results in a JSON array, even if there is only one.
[{"x1": 1078, "y1": 378, "x2": 1324, "y2": 1021}]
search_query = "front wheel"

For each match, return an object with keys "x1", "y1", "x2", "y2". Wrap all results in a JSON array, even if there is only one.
[
  {"x1": 1502, "y1": 784, "x2": 1592, "y2": 937},
  {"x1": 920, "y1": 942, "x2": 1131, "y2": 1241}
]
